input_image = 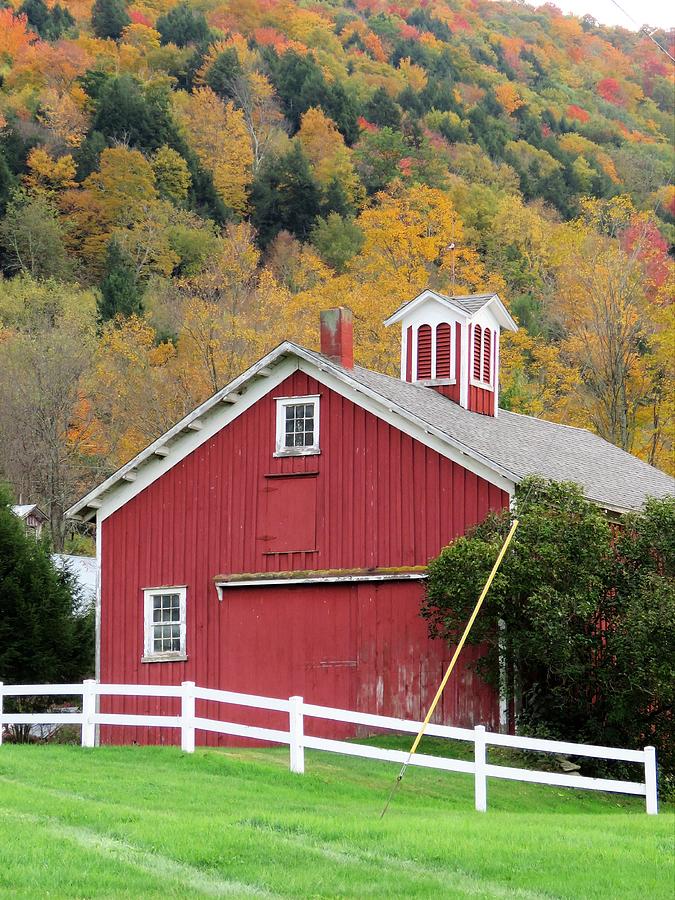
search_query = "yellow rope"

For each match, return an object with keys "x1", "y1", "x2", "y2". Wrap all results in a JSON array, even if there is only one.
[{"x1": 380, "y1": 517, "x2": 519, "y2": 818}]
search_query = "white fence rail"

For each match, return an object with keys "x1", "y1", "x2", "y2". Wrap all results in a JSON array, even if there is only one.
[{"x1": 0, "y1": 680, "x2": 658, "y2": 815}]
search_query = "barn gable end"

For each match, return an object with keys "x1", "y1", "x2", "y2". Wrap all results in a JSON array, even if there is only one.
[{"x1": 97, "y1": 368, "x2": 508, "y2": 743}]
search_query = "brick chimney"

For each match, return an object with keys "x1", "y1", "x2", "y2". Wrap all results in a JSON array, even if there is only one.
[{"x1": 320, "y1": 307, "x2": 354, "y2": 369}]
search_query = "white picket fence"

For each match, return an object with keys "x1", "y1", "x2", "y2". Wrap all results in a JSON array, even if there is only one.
[{"x1": 0, "y1": 680, "x2": 658, "y2": 815}]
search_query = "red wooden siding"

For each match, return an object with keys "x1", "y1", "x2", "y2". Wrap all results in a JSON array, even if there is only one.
[
  {"x1": 99, "y1": 371, "x2": 509, "y2": 744},
  {"x1": 468, "y1": 385, "x2": 495, "y2": 416},
  {"x1": 416, "y1": 324, "x2": 432, "y2": 379}
]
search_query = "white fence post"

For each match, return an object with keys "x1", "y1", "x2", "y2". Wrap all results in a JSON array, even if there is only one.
[
  {"x1": 181, "y1": 681, "x2": 196, "y2": 753},
  {"x1": 81, "y1": 679, "x2": 97, "y2": 748},
  {"x1": 0, "y1": 682, "x2": 3, "y2": 746},
  {"x1": 644, "y1": 746, "x2": 658, "y2": 815},
  {"x1": 474, "y1": 725, "x2": 487, "y2": 812},
  {"x1": 289, "y1": 695, "x2": 304, "y2": 774}
]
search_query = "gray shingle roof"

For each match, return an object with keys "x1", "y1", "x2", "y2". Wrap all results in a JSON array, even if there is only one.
[
  {"x1": 449, "y1": 294, "x2": 494, "y2": 314},
  {"x1": 301, "y1": 348, "x2": 674, "y2": 513},
  {"x1": 387, "y1": 291, "x2": 495, "y2": 321}
]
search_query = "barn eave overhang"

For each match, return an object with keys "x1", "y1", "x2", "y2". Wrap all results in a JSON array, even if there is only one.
[{"x1": 66, "y1": 341, "x2": 521, "y2": 522}]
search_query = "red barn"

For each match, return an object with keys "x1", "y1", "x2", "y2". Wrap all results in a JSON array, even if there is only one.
[{"x1": 67, "y1": 290, "x2": 675, "y2": 745}]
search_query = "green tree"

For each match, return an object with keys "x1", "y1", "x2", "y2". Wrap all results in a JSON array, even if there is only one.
[
  {"x1": 91, "y1": 0, "x2": 129, "y2": 40},
  {"x1": 19, "y1": 0, "x2": 74, "y2": 39},
  {"x1": 423, "y1": 478, "x2": 675, "y2": 784},
  {"x1": 311, "y1": 213, "x2": 364, "y2": 272},
  {"x1": 156, "y1": 2, "x2": 210, "y2": 47},
  {"x1": 268, "y1": 50, "x2": 359, "y2": 144},
  {"x1": 92, "y1": 75, "x2": 178, "y2": 154},
  {"x1": 0, "y1": 486, "x2": 94, "y2": 734},
  {"x1": 363, "y1": 87, "x2": 401, "y2": 129},
  {"x1": 74, "y1": 130, "x2": 107, "y2": 181},
  {"x1": 0, "y1": 149, "x2": 16, "y2": 216},
  {"x1": 204, "y1": 48, "x2": 242, "y2": 100},
  {"x1": 0, "y1": 189, "x2": 71, "y2": 280},
  {"x1": 98, "y1": 238, "x2": 142, "y2": 320},
  {"x1": 251, "y1": 144, "x2": 321, "y2": 247},
  {"x1": 354, "y1": 127, "x2": 408, "y2": 194}
]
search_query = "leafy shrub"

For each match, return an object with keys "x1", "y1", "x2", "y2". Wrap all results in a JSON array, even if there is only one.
[{"x1": 423, "y1": 477, "x2": 675, "y2": 787}]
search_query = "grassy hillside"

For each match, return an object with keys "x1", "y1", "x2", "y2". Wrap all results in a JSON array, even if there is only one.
[{"x1": 0, "y1": 743, "x2": 672, "y2": 897}]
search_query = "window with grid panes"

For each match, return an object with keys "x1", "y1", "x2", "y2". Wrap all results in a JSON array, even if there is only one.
[
  {"x1": 275, "y1": 396, "x2": 320, "y2": 455},
  {"x1": 143, "y1": 587, "x2": 186, "y2": 660}
]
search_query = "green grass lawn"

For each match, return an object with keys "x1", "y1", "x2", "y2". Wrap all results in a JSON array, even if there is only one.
[{"x1": 0, "y1": 739, "x2": 672, "y2": 899}]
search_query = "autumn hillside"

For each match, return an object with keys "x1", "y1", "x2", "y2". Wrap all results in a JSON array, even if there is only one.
[{"x1": 0, "y1": 0, "x2": 673, "y2": 547}]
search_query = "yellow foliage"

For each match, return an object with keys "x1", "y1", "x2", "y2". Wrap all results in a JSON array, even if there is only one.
[
  {"x1": 37, "y1": 86, "x2": 90, "y2": 147},
  {"x1": 558, "y1": 134, "x2": 619, "y2": 183},
  {"x1": 494, "y1": 82, "x2": 523, "y2": 115},
  {"x1": 120, "y1": 23, "x2": 162, "y2": 51},
  {"x1": 505, "y1": 140, "x2": 562, "y2": 178},
  {"x1": 24, "y1": 147, "x2": 77, "y2": 194},
  {"x1": 297, "y1": 107, "x2": 363, "y2": 207},
  {"x1": 84, "y1": 147, "x2": 159, "y2": 228},
  {"x1": 151, "y1": 145, "x2": 191, "y2": 204},
  {"x1": 397, "y1": 57, "x2": 427, "y2": 92},
  {"x1": 174, "y1": 87, "x2": 253, "y2": 214},
  {"x1": 500, "y1": 329, "x2": 582, "y2": 423}
]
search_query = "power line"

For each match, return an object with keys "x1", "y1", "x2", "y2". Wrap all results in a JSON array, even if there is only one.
[{"x1": 605, "y1": 0, "x2": 675, "y2": 62}]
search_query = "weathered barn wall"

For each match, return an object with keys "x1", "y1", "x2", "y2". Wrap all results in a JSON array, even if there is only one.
[{"x1": 99, "y1": 370, "x2": 508, "y2": 744}]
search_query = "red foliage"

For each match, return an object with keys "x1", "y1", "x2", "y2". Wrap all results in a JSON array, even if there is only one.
[
  {"x1": 398, "y1": 23, "x2": 420, "y2": 40},
  {"x1": 621, "y1": 219, "x2": 671, "y2": 293},
  {"x1": 354, "y1": 0, "x2": 384, "y2": 13},
  {"x1": 450, "y1": 14, "x2": 471, "y2": 32},
  {"x1": 541, "y1": 123, "x2": 552, "y2": 137},
  {"x1": 129, "y1": 10, "x2": 152, "y2": 27},
  {"x1": 252, "y1": 27, "x2": 286, "y2": 49},
  {"x1": 398, "y1": 156, "x2": 413, "y2": 177},
  {"x1": 597, "y1": 77, "x2": 625, "y2": 107},
  {"x1": 357, "y1": 116, "x2": 378, "y2": 133},
  {"x1": 567, "y1": 104, "x2": 590, "y2": 123},
  {"x1": 642, "y1": 57, "x2": 668, "y2": 78}
]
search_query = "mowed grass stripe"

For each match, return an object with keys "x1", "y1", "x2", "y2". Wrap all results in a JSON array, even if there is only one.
[
  {"x1": 0, "y1": 745, "x2": 672, "y2": 899},
  {"x1": 239, "y1": 818, "x2": 549, "y2": 899},
  {"x1": 0, "y1": 809, "x2": 275, "y2": 898}
]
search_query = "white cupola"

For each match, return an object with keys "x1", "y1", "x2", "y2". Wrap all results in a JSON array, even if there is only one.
[{"x1": 384, "y1": 289, "x2": 518, "y2": 417}]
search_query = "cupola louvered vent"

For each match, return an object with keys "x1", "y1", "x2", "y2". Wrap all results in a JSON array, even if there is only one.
[
  {"x1": 472, "y1": 324, "x2": 482, "y2": 380},
  {"x1": 435, "y1": 323, "x2": 452, "y2": 378},
  {"x1": 482, "y1": 328, "x2": 491, "y2": 383},
  {"x1": 416, "y1": 325, "x2": 432, "y2": 379}
]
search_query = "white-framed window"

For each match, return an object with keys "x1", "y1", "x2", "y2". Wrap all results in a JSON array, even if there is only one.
[
  {"x1": 142, "y1": 587, "x2": 187, "y2": 662},
  {"x1": 274, "y1": 395, "x2": 320, "y2": 456}
]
